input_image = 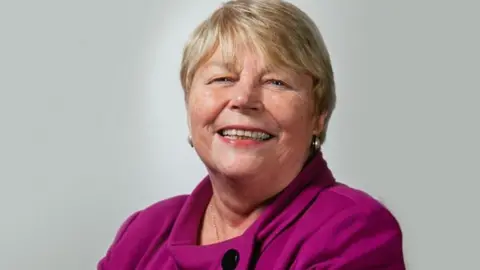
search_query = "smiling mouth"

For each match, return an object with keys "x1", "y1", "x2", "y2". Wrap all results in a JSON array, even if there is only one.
[{"x1": 217, "y1": 128, "x2": 274, "y2": 141}]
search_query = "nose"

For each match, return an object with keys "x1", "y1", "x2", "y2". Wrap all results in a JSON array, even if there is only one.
[{"x1": 228, "y1": 81, "x2": 264, "y2": 112}]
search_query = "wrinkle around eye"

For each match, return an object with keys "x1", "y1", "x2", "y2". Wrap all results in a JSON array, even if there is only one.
[
  {"x1": 206, "y1": 77, "x2": 236, "y2": 85},
  {"x1": 265, "y1": 79, "x2": 295, "y2": 91}
]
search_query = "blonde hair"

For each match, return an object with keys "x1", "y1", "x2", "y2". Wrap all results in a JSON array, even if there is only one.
[{"x1": 180, "y1": 0, "x2": 336, "y2": 144}]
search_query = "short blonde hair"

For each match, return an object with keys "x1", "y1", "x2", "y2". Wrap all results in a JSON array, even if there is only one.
[{"x1": 180, "y1": 0, "x2": 336, "y2": 144}]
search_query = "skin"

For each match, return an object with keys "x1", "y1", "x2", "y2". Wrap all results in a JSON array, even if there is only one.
[{"x1": 186, "y1": 46, "x2": 326, "y2": 245}]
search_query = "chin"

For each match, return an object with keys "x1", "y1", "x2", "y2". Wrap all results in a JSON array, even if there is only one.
[{"x1": 211, "y1": 153, "x2": 267, "y2": 178}]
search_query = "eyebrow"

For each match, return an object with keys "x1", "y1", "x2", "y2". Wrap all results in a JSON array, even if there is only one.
[
  {"x1": 203, "y1": 61, "x2": 238, "y2": 72},
  {"x1": 203, "y1": 60, "x2": 287, "y2": 76}
]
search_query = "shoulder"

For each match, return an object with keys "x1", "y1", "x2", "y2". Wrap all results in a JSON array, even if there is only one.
[
  {"x1": 137, "y1": 194, "x2": 189, "y2": 225},
  {"x1": 97, "y1": 195, "x2": 189, "y2": 269},
  {"x1": 296, "y1": 183, "x2": 405, "y2": 269},
  {"x1": 318, "y1": 183, "x2": 403, "y2": 239},
  {"x1": 313, "y1": 183, "x2": 400, "y2": 227},
  {"x1": 320, "y1": 183, "x2": 388, "y2": 211},
  {"x1": 122, "y1": 194, "x2": 189, "y2": 238},
  {"x1": 119, "y1": 194, "x2": 188, "y2": 240}
]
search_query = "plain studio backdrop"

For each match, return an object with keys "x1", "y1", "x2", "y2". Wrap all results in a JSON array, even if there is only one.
[{"x1": 1, "y1": 0, "x2": 479, "y2": 269}]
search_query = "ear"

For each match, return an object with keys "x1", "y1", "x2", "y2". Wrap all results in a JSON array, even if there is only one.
[{"x1": 313, "y1": 111, "x2": 328, "y2": 135}]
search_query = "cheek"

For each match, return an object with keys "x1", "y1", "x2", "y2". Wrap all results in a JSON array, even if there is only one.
[
  {"x1": 269, "y1": 92, "x2": 315, "y2": 131},
  {"x1": 187, "y1": 88, "x2": 224, "y2": 129}
]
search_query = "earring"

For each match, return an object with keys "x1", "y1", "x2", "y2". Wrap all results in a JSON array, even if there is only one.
[
  {"x1": 311, "y1": 135, "x2": 321, "y2": 151},
  {"x1": 187, "y1": 135, "x2": 193, "y2": 147}
]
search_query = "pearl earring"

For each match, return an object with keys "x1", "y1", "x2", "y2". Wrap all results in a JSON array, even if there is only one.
[{"x1": 311, "y1": 135, "x2": 321, "y2": 151}]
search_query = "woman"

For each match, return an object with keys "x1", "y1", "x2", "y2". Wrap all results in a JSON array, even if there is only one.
[{"x1": 98, "y1": 0, "x2": 405, "y2": 269}]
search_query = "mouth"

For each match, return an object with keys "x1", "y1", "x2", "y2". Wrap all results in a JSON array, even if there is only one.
[{"x1": 217, "y1": 128, "x2": 275, "y2": 142}]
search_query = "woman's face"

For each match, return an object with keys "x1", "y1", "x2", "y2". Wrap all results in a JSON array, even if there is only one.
[{"x1": 187, "y1": 47, "x2": 324, "y2": 184}]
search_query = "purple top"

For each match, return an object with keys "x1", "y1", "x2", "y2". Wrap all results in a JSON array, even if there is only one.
[{"x1": 98, "y1": 152, "x2": 405, "y2": 269}]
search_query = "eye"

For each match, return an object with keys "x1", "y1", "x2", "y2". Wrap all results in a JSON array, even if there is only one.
[
  {"x1": 267, "y1": 79, "x2": 288, "y2": 88},
  {"x1": 210, "y1": 77, "x2": 235, "y2": 84}
]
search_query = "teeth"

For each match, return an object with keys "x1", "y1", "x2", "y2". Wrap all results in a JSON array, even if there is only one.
[{"x1": 221, "y1": 129, "x2": 272, "y2": 140}]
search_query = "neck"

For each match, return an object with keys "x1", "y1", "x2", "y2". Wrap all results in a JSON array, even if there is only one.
[
  {"x1": 204, "y1": 168, "x2": 292, "y2": 243},
  {"x1": 201, "y1": 151, "x2": 317, "y2": 244}
]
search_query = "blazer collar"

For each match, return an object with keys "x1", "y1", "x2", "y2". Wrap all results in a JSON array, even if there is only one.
[{"x1": 167, "y1": 151, "x2": 336, "y2": 268}]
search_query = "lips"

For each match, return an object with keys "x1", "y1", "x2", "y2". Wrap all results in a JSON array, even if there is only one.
[{"x1": 216, "y1": 126, "x2": 275, "y2": 141}]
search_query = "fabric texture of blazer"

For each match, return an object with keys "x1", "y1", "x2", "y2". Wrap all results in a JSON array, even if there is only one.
[{"x1": 98, "y1": 152, "x2": 405, "y2": 269}]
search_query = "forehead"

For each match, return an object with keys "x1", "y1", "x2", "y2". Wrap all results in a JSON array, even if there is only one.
[
  {"x1": 203, "y1": 45, "x2": 266, "y2": 71},
  {"x1": 200, "y1": 45, "x2": 300, "y2": 77}
]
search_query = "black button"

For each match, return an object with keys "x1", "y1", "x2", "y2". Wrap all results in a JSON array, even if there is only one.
[{"x1": 221, "y1": 249, "x2": 240, "y2": 270}]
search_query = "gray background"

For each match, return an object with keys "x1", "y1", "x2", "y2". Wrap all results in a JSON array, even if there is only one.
[{"x1": 1, "y1": 1, "x2": 478, "y2": 269}]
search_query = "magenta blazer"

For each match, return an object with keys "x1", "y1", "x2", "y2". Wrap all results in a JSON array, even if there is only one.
[{"x1": 98, "y1": 152, "x2": 405, "y2": 269}]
